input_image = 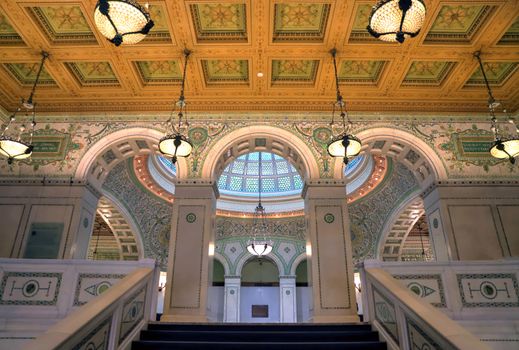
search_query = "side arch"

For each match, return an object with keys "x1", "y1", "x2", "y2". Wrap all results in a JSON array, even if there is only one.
[
  {"x1": 200, "y1": 125, "x2": 320, "y2": 180},
  {"x1": 75, "y1": 127, "x2": 189, "y2": 190},
  {"x1": 333, "y1": 127, "x2": 447, "y2": 187},
  {"x1": 289, "y1": 252, "x2": 308, "y2": 276},
  {"x1": 235, "y1": 252, "x2": 285, "y2": 277},
  {"x1": 214, "y1": 252, "x2": 231, "y2": 276},
  {"x1": 377, "y1": 195, "x2": 424, "y2": 261}
]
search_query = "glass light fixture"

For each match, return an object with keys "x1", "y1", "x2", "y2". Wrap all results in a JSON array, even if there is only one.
[
  {"x1": 0, "y1": 51, "x2": 48, "y2": 164},
  {"x1": 474, "y1": 51, "x2": 519, "y2": 164},
  {"x1": 367, "y1": 0, "x2": 426, "y2": 43},
  {"x1": 327, "y1": 49, "x2": 362, "y2": 165},
  {"x1": 159, "y1": 49, "x2": 193, "y2": 164},
  {"x1": 247, "y1": 152, "x2": 273, "y2": 257},
  {"x1": 94, "y1": 0, "x2": 154, "y2": 46}
]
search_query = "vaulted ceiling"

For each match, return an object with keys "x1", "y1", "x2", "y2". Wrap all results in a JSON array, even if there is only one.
[{"x1": 0, "y1": 0, "x2": 518, "y2": 116}]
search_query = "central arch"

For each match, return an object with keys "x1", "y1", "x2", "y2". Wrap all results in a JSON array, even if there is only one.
[{"x1": 201, "y1": 125, "x2": 320, "y2": 181}]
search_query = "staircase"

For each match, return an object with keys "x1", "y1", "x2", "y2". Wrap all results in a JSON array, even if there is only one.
[{"x1": 132, "y1": 323, "x2": 387, "y2": 350}]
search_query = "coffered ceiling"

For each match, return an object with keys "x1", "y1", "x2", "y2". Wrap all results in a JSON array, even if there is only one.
[{"x1": 0, "y1": 0, "x2": 518, "y2": 116}]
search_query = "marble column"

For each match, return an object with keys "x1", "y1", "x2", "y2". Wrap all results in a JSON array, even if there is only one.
[
  {"x1": 0, "y1": 180, "x2": 99, "y2": 259},
  {"x1": 422, "y1": 181, "x2": 519, "y2": 261},
  {"x1": 280, "y1": 275, "x2": 297, "y2": 323},
  {"x1": 162, "y1": 180, "x2": 218, "y2": 322},
  {"x1": 223, "y1": 276, "x2": 241, "y2": 323},
  {"x1": 303, "y1": 180, "x2": 358, "y2": 323}
]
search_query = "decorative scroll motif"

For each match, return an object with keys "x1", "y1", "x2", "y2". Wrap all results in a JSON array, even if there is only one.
[
  {"x1": 0, "y1": 272, "x2": 61, "y2": 305},
  {"x1": 119, "y1": 286, "x2": 146, "y2": 344},
  {"x1": 216, "y1": 216, "x2": 305, "y2": 240},
  {"x1": 373, "y1": 288, "x2": 399, "y2": 344},
  {"x1": 73, "y1": 273, "x2": 126, "y2": 306},
  {"x1": 407, "y1": 318, "x2": 442, "y2": 350},
  {"x1": 393, "y1": 274, "x2": 447, "y2": 308},
  {"x1": 457, "y1": 273, "x2": 519, "y2": 307}
]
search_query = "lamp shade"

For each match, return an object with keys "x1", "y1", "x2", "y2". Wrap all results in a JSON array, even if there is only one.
[
  {"x1": 0, "y1": 137, "x2": 33, "y2": 164},
  {"x1": 490, "y1": 138, "x2": 519, "y2": 164},
  {"x1": 158, "y1": 134, "x2": 192, "y2": 163},
  {"x1": 327, "y1": 134, "x2": 362, "y2": 159},
  {"x1": 367, "y1": 0, "x2": 426, "y2": 43},
  {"x1": 247, "y1": 240, "x2": 273, "y2": 257},
  {"x1": 94, "y1": 0, "x2": 154, "y2": 46}
]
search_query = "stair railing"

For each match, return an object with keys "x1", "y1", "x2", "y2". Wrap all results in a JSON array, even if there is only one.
[
  {"x1": 24, "y1": 263, "x2": 159, "y2": 350},
  {"x1": 360, "y1": 261, "x2": 490, "y2": 350}
]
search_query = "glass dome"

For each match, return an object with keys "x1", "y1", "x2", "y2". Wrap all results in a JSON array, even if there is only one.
[{"x1": 218, "y1": 152, "x2": 303, "y2": 198}]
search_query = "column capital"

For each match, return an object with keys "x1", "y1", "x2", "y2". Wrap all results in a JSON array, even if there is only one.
[
  {"x1": 173, "y1": 178, "x2": 220, "y2": 199},
  {"x1": 302, "y1": 179, "x2": 347, "y2": 199}
]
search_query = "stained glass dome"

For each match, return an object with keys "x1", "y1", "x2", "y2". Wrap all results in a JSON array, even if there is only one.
[
  {"x1": 218, "y1": 152, "x2": 303, "y2": 197},
  {"x1": 154, "y1": 152, "x2": 367, "y2": 201}
]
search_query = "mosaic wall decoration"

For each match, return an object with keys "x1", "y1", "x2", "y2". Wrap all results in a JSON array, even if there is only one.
[
  {"x1": 119, "y1": 286, "x2": 146, "y2": 344},
  {"x1": 271, "y1": 60, "x2": 319, "y2": 84},
  {"x1": 201, "y1": 59, "x2": 249, "y2": 84},
  {"x1": 498, "y1": 17, "x2": 519, "y2": 45},
  {"x1": 190, "y1": 3, "x2": 247, "y2": 42},
  {"x1": 393, "y1": 274, "x2": 447, "y2": 308},
  {"x1": 424, "y1": 5, "x2": 495, "y2": 43},
  {"x1": 66, "y1": 62, "x2": 119, "y2": 86},
  {"x1": 104, "y1": 160, "x2": 172, "y2": 270},
  {"x1": 71, "y1": 317, "x2": 111, "y2": 350},
  {"x1": 0, "y1": 10, "x2": 24, "y2": 45},
  {"x1": 273, "y1": 3, "x2": 330, "y2": 42},
  {"x1": 74, "y1": 273, "x2": 126, "y2": 306},
  {"x1": 457, "y1": 273, "x2": 519, "y2": 307},
  {"x1": 27, "y1": 5, "x2": 96, "y2": 44},
  {"x1": 402, "y1": 61, "x2": 455, "y2": 86},
  {"x1": 465, "y1": 62, "x2": 518, "y2": 87},
  {"x1": 134, "y1": 60, "x2": 182, "y2": 85},
  {"x1": 373, "y1": 287, "x2": 399, "y2": 344},
  {"x1": 0, "y1": 272, "x2": 61, "y2": 305},
  {"x1": 406, "y1": 318, "x2": 442, "y2": 350},
  {"x1": 349, "y1": 160, "x2": 419, "y2": 263},
  {"x1": 440, "y1": 127, "x2": 498, "y2": 171},
  {"x1": 2, "y1": 62, "x2": 56, "y2": 86},
  {"x1": 338, "y1": 60, "x2": 386, "y2": 84}
]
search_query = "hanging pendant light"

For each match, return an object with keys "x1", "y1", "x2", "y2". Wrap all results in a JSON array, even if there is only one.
[
  {"x1": 159, "y1": 49, "x2": 193, "y2": 164},
  {"x1": 247, "y1": 152, "x2": 273, "y2": 257},
  {"x1": 94, "y1": 0, "x2": 154, "y2": 46},
  {"x1": 367, "y1": 0, "x2": 426, "y2": 43},
  {"x1": 327, "y1": 49, "x2": 362, "y2": 165},
  {"x1": 474, "y1": 52, "x2": 519, "y2": 164},
  {"x1": 0, "y1": 51, "x2": 48, "y2": 164}
]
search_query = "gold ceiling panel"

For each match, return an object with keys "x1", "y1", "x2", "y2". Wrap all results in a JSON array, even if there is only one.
[
  {"x1": 0, "y1": 9, "x2": 24, "y2": 45},
  {"x1": 65, "y1": 62, "x2": 119, "y2": 87},
  {"x1": 189, "y1": 2, "x2": 248, "y2": 42},
  {"x1": 464, "y1": 62, "x2": 519, "y2": 87},
  {"x1": 402, "y1": 61, "x2": 456, "y2": 87},
  {"x1": 271, "y1": 59, "x2": 319, "y2": 85},
  {"x1": 201, "y1": 59, "x2": 249, "y2": 85},
  {"x1": 272, "y1": 3, "x2": 331, "y2": 42},
  {"x1": 338, "y1": 60, "x2": 386, "y2": 85},
  {"x1": 423, "y1": 4, "x2": 496, "y2": 44},
  {"x1": 2, "y1": 62, "x2": 56, "y2": 86},
  {"x1": 26, "y1": 4, "x2": 97, "y2": 45},
  {"x1": 0, "y1": 0, "x2": 517, "y2": 115}
]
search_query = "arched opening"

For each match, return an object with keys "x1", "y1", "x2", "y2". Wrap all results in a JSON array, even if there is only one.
[
  {"x1": 295, "y1": 259, "x2": 311, "y2": 322},
  {"x1": 87, "y1": 212, "x2": 120, "y2": 260},
  {"x1": 208, "y1": 259, "x2": 226, "y2": 322},
  {"x1": 240, "y1": 257, "x2": 280, "y2": 323}
]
